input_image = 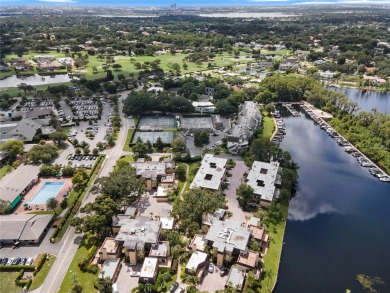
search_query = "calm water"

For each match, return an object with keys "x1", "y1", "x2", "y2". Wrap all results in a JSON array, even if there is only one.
[
  {"x1": 328, "y1": 87, "x2": 390, "y2": 114},
  {"x1": 0, "y1": 74, "x2": 76, "y2": 88},
  {"x1": 275, "y1": 108, "x2": 390, "y2": 293}
]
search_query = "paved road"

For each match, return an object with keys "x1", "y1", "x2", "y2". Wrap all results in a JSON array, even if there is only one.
[{"x1": 31, "y1": 91, "x2": 132, "y2": 293}]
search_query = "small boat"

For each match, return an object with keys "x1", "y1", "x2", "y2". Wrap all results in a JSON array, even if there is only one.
[{"x1": 379, "y1": 176, "x2": 390, "y2": 182}]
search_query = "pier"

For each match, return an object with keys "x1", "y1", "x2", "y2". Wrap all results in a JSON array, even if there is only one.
[
  {"x1": 300, "y1": 103, "x2": 389, "y2": 182},
  {"x1": 282, "y1": 103, "x2": 300, "y2": 116}
]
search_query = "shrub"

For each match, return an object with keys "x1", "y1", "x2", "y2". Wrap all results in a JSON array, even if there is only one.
[
  {"x1": 0, "y1": 265, "x2": 35, "y2": 271},
  {"x1": 170, "y1": 259, "x2": 178, "y2": 274},
  {"x1": 33, "y1": 253, "x2": 47, "y2": 276},
  {"x1": 72, "y1": 200, "x2": 81, "y2": 214}
]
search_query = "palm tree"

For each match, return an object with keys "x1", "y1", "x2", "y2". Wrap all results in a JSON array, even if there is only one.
[{"x1": 46, "y1": 197, "x2": 59, "y2": 212}]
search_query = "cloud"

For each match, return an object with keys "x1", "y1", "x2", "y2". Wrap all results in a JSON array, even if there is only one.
[
  {"x1": 39, "y1": 0, "x2": 77, "y2": 3},
  {"x1": 249, "y1": 0, "x2": 291, "y2": 2},
  {"x1": 288, "y1": 200, "x2": 338, "y2": 221}
]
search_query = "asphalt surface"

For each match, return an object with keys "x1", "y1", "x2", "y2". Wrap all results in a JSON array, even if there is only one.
[{"x1": 30, "y1": 91, "x2": 133, "y2": 293}]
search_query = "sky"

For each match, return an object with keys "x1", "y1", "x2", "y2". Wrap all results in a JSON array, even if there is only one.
[{"x1": 1, "y1": 0, "x2": 390, "y2": 6}]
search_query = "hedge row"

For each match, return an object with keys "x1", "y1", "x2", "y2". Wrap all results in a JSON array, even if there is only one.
[
  {"x1": 50, "y1": 156, "x2": 105, "y2": 241},
  {"x1": 78, "y1": 240, "x2": 99, "y2": 274},
  {"x1": 0, "y1": 265, "x2": 35, "y2": 271},
  {"x1": 33, "y1": 253, "x2": 47, "y2": 276},
  {"x1": 175, "y1": 155, "x2": 201, "y2": 163}
]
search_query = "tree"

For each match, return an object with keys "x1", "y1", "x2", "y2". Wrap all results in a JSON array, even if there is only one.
[
  {"x1": 154, "y1": 137, "x2": 164, "y2": 152},
  {"x1": 95, "y1": 167, "x2": 146, "y2": 205},
  {"x1": 72, "y1": 168, "x2": 89, "y2": 188},
  {"x1": 39, "y1": 164, "x2": 57, "y2": 176},
  {"x1": 194, "y1": 130, "x2": 209, "y2": 147},
  {"x1": 50, "y1": 131, "x2": 67, "y2": 146},
  {"x1": 216, "y1": 99, "x2": 234, "y2": 115},
  {"x1": 173, "y1": 188, "x2": 225, "y2": 236},
  {"x1": 27, "y1": 144, "x2": 58, "y2": 164},
  {"x1": 172, "y1": 137, "x2": 186, "y2": 153},
  {"x1": 133, "y1": 138, "x2": 149, "y2": 158},
  {"x1": 46, "y1": 197, "x2": 59, "y2": 211},
  {"x1": 175, "y1": 165, "x2": 186, "y2": 181},
  {"x1": 92, "y1": 148, "x2": 99, "y2": 156},
  {"x1": 0, "y1": 199, "x2": 10, "y2": 215},
  {"x1": 264, "y1": 103, "x2": 276, "y2": 114},
  {"x1": 0, "y1": 139, "x2": 23, "y2": 160},
  {"x1": 236, "y1": 184, "x2": 255, "y2": 208},
  {"x1": 112, "y1": 64, "x2": 122, "y2": 71}
]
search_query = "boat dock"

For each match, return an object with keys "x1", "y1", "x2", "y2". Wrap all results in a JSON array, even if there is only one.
[
  {"x1": 283, "y1": 103, "x2": 300, "y2": 116},
  {"x1": 300, "y1": 103, "x2": 389, "y2": 183},
  {"x1": 270, "y1": 110, "x2": 286, "y2": 146}
]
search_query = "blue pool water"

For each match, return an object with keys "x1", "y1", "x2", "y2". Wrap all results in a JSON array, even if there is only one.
[{"x1": 29, "y1": 182, "x2": 65, "y2": 204}]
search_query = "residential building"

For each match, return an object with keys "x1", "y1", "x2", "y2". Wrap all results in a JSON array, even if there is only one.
[
  {"x1": 226, "y1": 267, "x2": 246, "y2": 292},
  {"x1": 99, "y1": 259, "x2": 122, "y2": 283},
  {"x1": 192, "y1": 101, "x2": 216, "y2": 113},
  {"x1": 319, "y1": 70, "x2": 336, "y2": 79},
  {"x1": 160, "y1": 209, "x2": 175, "y2": 230},
  {"x1": 14, "y1": 62, "x2": 32, "y2": 71},
  {"x1": 236, "y1": 250, "x2": 260, "y2": 271},
  {"x1": 204, "y1": 219, "x2": 251, "y2": 267},
  {"x1": 211, "y1": 115, "x2": 224, "y2": 130},
  {"x1": 186, "y1": 251, "x2": 208, "y2": 276},
  {"x1": 149, "y1": 241, "x2": 171, "y2": 268},
  {"x1": 139, "y1": 257, "x2": 159, "y2": 284},
  {"x1": 189, "y1": 234, "x2": 207, "y2": 252},
  {"x1": 202, "y1": 208, "x2": 225, "y2": 226},
  {"x1": 0, "y1": 119, "x2": 42, "y2": 143},
  {"x1": 227, "y1": 101, "x2": 261, "y2": 155},
  {"x1": 25, "y1": 108, "x2": 53, "y2": 120},
  {"x1": 131, "y1": 157, "x2": 175, "y2": 190},
  {"x1": 0, "y1": 214, "x2": 53, "y2": 244},
  {"x1": 114, "y1": 216, "x2": 161, "y2": 265},
  {"x1": 98, "y1": 237, "x2": 120, "y2": 262},
  {"x1": 189, "y1": 154, "x2": 227, "y2": 191},
  {"x1": 246, "y1": 161, "x2": 281, "y2": 207}
]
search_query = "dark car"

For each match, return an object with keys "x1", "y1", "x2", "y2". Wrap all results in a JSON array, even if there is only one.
[
  {"x1": 220, "y1": 268, "x2": 229, "y2": 277},
  {"x1": 169, "y1": 282, "x2": 179, "y2": 293},
  {"x1": 0, "y1": 242, "x2": 4, "y2": 249},
  {"x1": 13, "y1": 257, "x2": 21, "y2": 265},
  {"x1": 1, "y1": 258, "x2": 8, "y2": 265},
  {"x1": 20, "y1": 258, "x2": 27, "y2": 265}
]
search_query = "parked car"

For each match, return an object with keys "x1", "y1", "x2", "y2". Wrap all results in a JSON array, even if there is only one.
[
  {"x1": 20, "y1": 258, "x2": 27, "y2": 265},
  {"x1": 26, "y1": 258, "x2": 34, "y2": 265},
  {"x1": 220, "y1": 268, "x2": 229, "y2": 277},
  {"x1": 13, "y1": 257, "x2": 21, "y2": 265},
  {"x1": 12, "y1": 241, "x2": 20, "y2": 249},
  {"x1": 1, "y1": 258, "x2": 8, "y2": 265},
  {"x1": 6, "y1": 258, "x2": 14, "y2": 265},
  {"x1": 178, "y1": 287, "x2": 185, "y2": 293},
  {"x1": 0, "y1": 242, "x2": 3, "y2": 249},
  {"x1": 169, "y1": 282, "x2": 179, "y2": 293},
  {"x1": 208, "y1": 263, "x2": 214, "y2": 273}
]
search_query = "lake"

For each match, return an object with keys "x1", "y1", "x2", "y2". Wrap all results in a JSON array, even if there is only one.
[
  {"x1": 0, "y1": 74, "x2": 76, "y2": 88},
  {"x1": 328, "y1": 87, "x2": 390, "y2": 114},
  {"x1": 275, "y1": 107, "x2": 390, "y2": 293}
]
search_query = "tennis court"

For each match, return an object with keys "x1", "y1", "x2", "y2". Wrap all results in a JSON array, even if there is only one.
[
  {"x1": 138, "y1": 116, "x2": 176, "y2": 129},
  {"x1": 28, "y1": 181, "x2": 65, "y2": 204},
  {"x1": 181, "y1": 116, "x2": 213, "y2": 129},
  {"x1": 132, "y1": 131, "x2": 174, "y2": 144}
]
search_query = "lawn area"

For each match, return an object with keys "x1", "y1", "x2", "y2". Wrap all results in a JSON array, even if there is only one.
[
  {"x1": 119, "y1": 155, "x2": 134, "y2": 162},
  {"x1": 29, "y1": 255, "x2": 57, "y2": 291},
  {"x1": 123, "y1": 128, "x2": 135, "y2": 152},
  {"x1": 0, "y1": 164, "x2": 12, "y2": 180},
  {"x1": 177, "y1": 162, "x2": 199, "y2": 194},
  {"x1": 0, "y1": 272, "x2": 19, "y2": 293},
  {"x1": 58, "y1": 234, "x2": 99, "y2": 293},
  {"x1": 260, "y1": 200, "x2": 289, "y2": 293},
  {"x1": 261, "y1": 110, "x2": 276, "y2": 140}
]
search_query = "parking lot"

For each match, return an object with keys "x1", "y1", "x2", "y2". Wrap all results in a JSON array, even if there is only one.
[
  {"x1": 198, "y1": 268, "x2": 229, "y2": 292},
  {"x1": 66, "y1": 154, "x2": 98, "y2": 169}
]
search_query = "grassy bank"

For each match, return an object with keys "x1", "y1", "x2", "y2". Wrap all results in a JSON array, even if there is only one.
[
  {"x1": 0, "y1": 165, "x2": 13, "y2": 180},
  {"x1": 261, "y1": 110, "x2": 276, "y2": 140},
  {"x1": 260, "y1": 200, "x2": 289, "y2": 293},
  {"x1": 123, "y1": 128, "x2": 135, "y2": 152},
  {"x1": 29, "y1": 255, "x2": 57, "y2": 291},
  {"x1": 0, "y1": 272, "x2": 19, "y2": 293},
  {"x1": 58, "y1": 234, "x2": 99, "y2": 293}
]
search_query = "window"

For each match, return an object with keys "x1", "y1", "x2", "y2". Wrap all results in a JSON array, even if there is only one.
[{"x1": 260, "y1": 168, "x2": 268, "y2": 174}]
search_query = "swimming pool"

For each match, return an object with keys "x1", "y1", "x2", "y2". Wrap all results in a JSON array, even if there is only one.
[{"x1": 29, "y1": 182, "x2": 65, "y2": 204}]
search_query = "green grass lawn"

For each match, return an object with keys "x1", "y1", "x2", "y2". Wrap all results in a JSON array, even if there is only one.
[
  {"x1": 0, "y1": 165, "x2": 13, "y2": 180},
  {"x1": 123, "y1": 129, "x2": 135, "y2": 152},
  {"x1": 58, "y1": 234, "x2": 99, "y2": 293},
  {"x1": 0, "y1": 272, "x2": 20, "y2": 293},
  {"x1": 261, "y1": 110, "x2": 276, "y2": 140},
  {"x1": 29, "y1": 255, "x2": 57, "y2": 291},
  {"x1": 260, "y1": 201, "x2": 289, "y2": 293},
  {"x1": 177, "y1": 162, "x2": 199, "y2": 194},
  {"x1": 119, "y1": 155, "x2": 135, "y2": 162}
]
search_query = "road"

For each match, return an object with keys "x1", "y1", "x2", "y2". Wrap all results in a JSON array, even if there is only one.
[{"x1": 31, "y1": 91, "x2": 132, "y2": 293}]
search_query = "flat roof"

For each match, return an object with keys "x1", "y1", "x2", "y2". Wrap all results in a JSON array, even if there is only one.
[
  {"x1": 0, "y1": 164, "x2": 40, "y2": 203},
  {"x1": 237, "y1": 250, "x2": 258, "y2": 268},
  {"x1": 246, "y1": 161, "x2": 280, "y2": 203},
  {"x1": 115, "y1": 216, "x2": 161, "y2": 248},
  {"x1": 140, "y1": 257, "x2": 159, "y2": 279},
  {"x1": 226, "y1": 267, "x2": 245, "y2": 290},
  {"x1": 186, "y1": 251, "x2": 207, "y2": 272},
  {"x1": 149, "y1": 242, "x2": 169, "y2": 257},
  {"x1": 205, "y1": 219, "x2": 250, "y2": 253},
  {"x1": 100, "y1": 258, "x2": 120, "y2": 280},
  {"x1": 248, "y1": 216, "x2": 261, "y2": 227},
  {"x1": 190, "y1": 154, "x2": 227, "y2": 191},
  {"x1": 189, "y1": 234, "x2": 206, "y2": 252},
  {"x1": 160, "y1": 217, "x2": 174, "y2": 230},
  {"x1": 100, "y1": 237, "x2": 119, "y2": 254},
  {"x1": 0, "y1": 214, "x2": 52, "y2": 242}
]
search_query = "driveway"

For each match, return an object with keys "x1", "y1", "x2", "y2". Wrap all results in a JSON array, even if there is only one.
[
  {"x1": 116, "y1": 263, "x2": 142, "y2": 293},
  {"x1": 198, "y1": 269, "x2": 228, "y2": 292},
  {"x1": 222, "y1": 158, "x2": 251, "y2": 223},
  {"x1": 134, "y1": 191, "x2": 172, "y2": 217}
]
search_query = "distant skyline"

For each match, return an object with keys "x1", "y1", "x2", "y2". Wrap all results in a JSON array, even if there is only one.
[{"x1": 1, "y1": 0, "x2": 390, "y2": 6}]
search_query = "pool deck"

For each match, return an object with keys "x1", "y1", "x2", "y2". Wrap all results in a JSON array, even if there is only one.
[{"x1": 14, "y1": 177, "x2": 73, "y2": 214}]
